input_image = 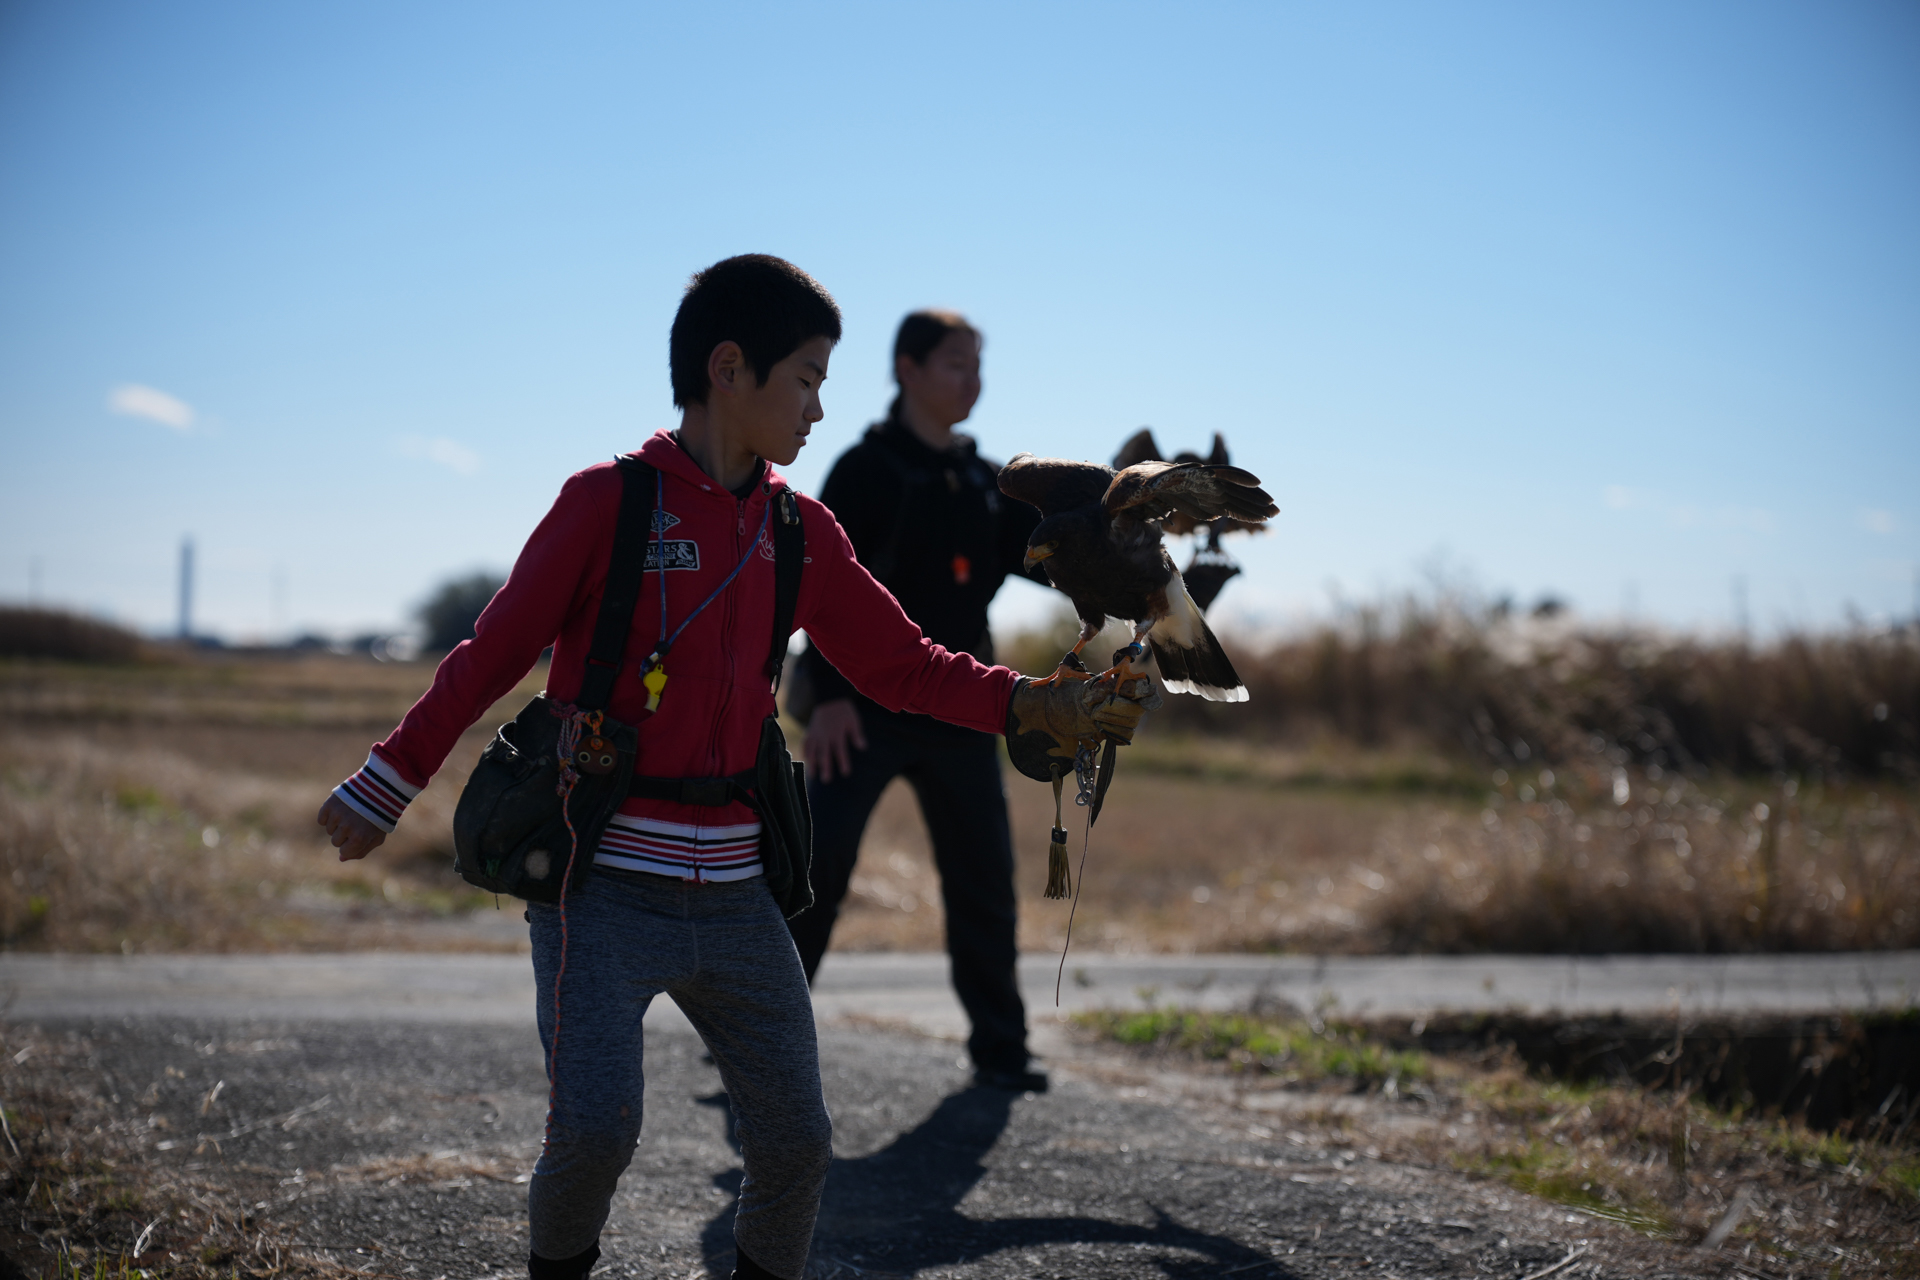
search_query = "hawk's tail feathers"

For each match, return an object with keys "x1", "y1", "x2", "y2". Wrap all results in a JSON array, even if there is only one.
[
  {"x1": 1147, "y1": 570, "x2": 1248, "y2": 702},
  {"x1": 1149, "y1": 629, "x2": 1248, "y2": 702}
]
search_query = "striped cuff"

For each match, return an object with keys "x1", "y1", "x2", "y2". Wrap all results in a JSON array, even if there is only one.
[{"x1": 331, "y1": 751, "x2": 421, "y2": 833}]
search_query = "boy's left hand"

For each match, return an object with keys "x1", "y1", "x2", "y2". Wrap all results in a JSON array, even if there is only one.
[
  {"x1": 1004, "y1": 673, "x2": 1161, "y2": 782},
  {"x1": 317, "y1": 794, "x2": 387, "y2": 862}
]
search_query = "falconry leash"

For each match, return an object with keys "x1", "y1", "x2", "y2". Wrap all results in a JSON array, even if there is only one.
[{"x1": 1050, "y1": 739, "x2": 1106, "y2": 1005}]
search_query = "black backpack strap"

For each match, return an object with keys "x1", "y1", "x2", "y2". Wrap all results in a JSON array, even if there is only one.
[
  {"x1": 764, "y1": 488, "x2": 806, "y2": 691},
  {"x1": 577, "y1": 455, "x2": 656, "y2": 711}
]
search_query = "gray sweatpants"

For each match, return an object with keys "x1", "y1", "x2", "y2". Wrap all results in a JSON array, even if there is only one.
[{"x1": 527, "y1": 871, "x2": 831, "y2": 1279}]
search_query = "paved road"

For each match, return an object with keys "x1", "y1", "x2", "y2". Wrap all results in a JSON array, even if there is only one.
[
  {"x1": 6, "y1": 950, "x2": 1916, "y2": 1035},
  {"x1": 7, "y1": 951, "x2": 1909, "y2": 1278}
]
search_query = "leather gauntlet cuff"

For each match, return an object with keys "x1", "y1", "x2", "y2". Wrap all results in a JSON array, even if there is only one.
[
  {"x1": 1004, "y1": 675, "x2": 1160, "y2": 783},
  {"x1": 1006, "y1": 677, "x2": 1079, "y2": 782}
]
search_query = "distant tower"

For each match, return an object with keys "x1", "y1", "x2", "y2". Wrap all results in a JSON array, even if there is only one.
[{"x1": 178, "y1": 538, "x2": 194, "y2": 640}]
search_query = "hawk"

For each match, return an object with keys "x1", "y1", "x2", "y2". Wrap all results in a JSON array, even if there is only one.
[
  {"x1": 998, "y1": 451, "x2": 1277, "y2": 701},
  {"x1": 1112, "y1": 428, "x2": 1264, "y2": 613}
]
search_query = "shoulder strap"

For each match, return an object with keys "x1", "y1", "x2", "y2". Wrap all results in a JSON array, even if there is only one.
[
  {"x1": 577, "y1": 455, "x2": 655, "y2": 711},
  {"x1": 764, "y1": 488, "x2": 805, "y2": 691}
]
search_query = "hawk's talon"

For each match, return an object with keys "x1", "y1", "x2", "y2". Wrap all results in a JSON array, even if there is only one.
[
  {"x1": 1027, "y1": 650, "x2": 1096, "y2": 691},
  {"x1": 1091, "y1": 642, "x2": 1147, "y2": 691}
]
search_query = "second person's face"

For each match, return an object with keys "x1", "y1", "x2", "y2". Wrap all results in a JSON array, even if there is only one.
[{"x1": 897, "y1": 330, "x2": 982, "y2": 429}]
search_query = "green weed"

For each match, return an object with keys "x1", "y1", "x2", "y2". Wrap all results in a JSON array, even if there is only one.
[
  {"x1": 1077, "y1": 1008, "x2": 1430, "y2": 1086},
  {"x1": 1461, "y1": 1144, "x2": 1676, "y2": 1235}
]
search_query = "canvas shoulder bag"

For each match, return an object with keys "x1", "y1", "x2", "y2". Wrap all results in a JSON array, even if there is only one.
[{"x1": 449, "y1": 456, "x2": 655, "y2": 903}]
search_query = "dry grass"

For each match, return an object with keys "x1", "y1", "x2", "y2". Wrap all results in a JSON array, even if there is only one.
[
  {"x1": 3, "y1": 652, "x2": 1915, "y2": 957},
  {"x1": 0, "y1": 655, "x2": 544, "y2": 954},
  {"x1": 1077, "y1": 1007, "x2": 1920, "y2": 1277},
  {"x1": 0, "y1": 1024, "x2": 356, "y2": 1279},
  {"x1": 1367, "y1": 769, "x2": 1920, "y2": 953},
  {"x1": 826, "y1": 745, "x2": 1919, "y2": 956}
]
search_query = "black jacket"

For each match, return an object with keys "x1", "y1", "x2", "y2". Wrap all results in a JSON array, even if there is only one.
[{"x1": 801, "y1": 413, "x2": 1046, "y2": 714}]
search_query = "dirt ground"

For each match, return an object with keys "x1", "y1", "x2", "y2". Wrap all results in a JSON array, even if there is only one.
[{"x1": 0, "y1": 1013, "x2": 1726, "y2": 1280}]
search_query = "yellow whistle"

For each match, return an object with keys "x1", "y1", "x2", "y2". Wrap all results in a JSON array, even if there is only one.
[{"x1": 642, "y1": 665, "x2": 668, "y2": 713}]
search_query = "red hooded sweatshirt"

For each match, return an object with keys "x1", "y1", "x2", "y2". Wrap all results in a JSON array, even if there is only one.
[{"x1": 332, "y1": 430, "x2": 1021, "y2": 881}]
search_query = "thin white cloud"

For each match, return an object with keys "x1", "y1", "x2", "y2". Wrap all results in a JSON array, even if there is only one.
[
  {"x1": 1858, "y1": 508, "x2": 1898, "y2": 535},
  {"x1": 398, "y1": 435, "x2": 481, "y2": 476},
  {"x1": 108, "y1": 383, "x2": 195, "y2": 431},
  {"x1": 1601, "y1": 486, "x2": 1773, "y2": 533}
]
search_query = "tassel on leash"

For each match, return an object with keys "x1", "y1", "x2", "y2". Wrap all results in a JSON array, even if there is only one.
[{"x1": 1044, "y1": 768, "x2": 1071, "y2": 900}]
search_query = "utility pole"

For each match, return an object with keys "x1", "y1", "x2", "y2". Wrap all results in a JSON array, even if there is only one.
[
  {"x1": 178, "y1": 538, "x2": 194, "y2": 641},
  {"x1": 1732, "y1": 574, "x2": 1750, "y2": 643}
]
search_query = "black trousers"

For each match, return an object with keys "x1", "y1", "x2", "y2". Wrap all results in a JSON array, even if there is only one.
[{"x1": 785, "y1": 705, "x2": 1030, "y2": 1073}]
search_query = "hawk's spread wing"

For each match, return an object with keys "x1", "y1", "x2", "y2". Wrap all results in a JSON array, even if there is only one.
[
  {"x1": 1104, "y1": 461, "x2": 1278, "y2": 528},
  {"x1": 1109, "y1": 432, "x2": 1241, "y2": 534},
  {"x1": 998, "y1": 453, "x2": 1116, "y2": 516},
  {"x1": 1111, "y1": 428, "x2": 1163, "y2": 470}
]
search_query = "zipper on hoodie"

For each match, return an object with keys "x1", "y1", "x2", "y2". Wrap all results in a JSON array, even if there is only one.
[{"x1": 705, "y1": 493, "x2": 746, "y2": 790}]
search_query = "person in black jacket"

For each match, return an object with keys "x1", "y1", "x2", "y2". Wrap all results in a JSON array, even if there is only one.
[{"x1": 788, "y1": 309, "x2": 1052, "y2": 1091}]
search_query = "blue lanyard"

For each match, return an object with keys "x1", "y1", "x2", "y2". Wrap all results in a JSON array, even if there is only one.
[{"x1": 645, "y1": 467, "x2": 772, "y2": 670}]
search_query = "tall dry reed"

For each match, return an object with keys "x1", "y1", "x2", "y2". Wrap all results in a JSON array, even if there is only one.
[
  {"x1": 1361, "y1": 770, "x2": 1919, "y2": 953},
  {"x1": 1005, "y1": 596, "x2": 1919, "y2": 779}
]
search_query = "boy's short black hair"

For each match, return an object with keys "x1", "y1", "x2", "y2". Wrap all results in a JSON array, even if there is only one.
[{"x1": 670, "y1": 255, "x2": 843, "y2": 408}]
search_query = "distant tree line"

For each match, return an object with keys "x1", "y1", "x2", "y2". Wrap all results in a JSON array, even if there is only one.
[
  {"x1": 416, "y1": 572, "x2": 507, "y2": 652},
  {"x1": 0, "y1": 608, "x2": 142, "y2": 662}
]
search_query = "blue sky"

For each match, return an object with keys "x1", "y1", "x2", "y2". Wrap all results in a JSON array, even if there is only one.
[{"x1": 2, "y1": 1, "x2": 1915, "y2": 642}]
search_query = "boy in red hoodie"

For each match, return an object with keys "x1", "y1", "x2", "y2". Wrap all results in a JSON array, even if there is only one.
[{"x1": 316, "y1": 256, "x2": 1153, "y2": 1280}]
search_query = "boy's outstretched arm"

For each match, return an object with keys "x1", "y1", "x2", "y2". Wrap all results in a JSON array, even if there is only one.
[
  {"x1": 315, "y1": 467, "x2": 615, "y2": 858},
  {"x1": 797, "y1": 503, "x2": 1159, "y2": 737}
]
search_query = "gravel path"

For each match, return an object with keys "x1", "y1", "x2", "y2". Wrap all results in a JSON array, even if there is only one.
[{"x1": 17, "y1": 1011, "x2": 1717, "y2": 1280}]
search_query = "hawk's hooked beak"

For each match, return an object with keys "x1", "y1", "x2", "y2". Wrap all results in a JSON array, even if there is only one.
[{"x1": 1024, "y1": 542, "x2": 1057, "y2": 571}]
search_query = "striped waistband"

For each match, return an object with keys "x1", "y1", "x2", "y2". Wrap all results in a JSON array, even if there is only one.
[{"x1": 591, "y1": 810, "x2": 763, "y2": 883}]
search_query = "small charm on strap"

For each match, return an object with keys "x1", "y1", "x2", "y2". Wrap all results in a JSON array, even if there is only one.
[
  {"x1": 568, "y1": 709, "x2": 616, "y2": 776},
  {"x1": 574, "y1": 734, "x2": 617, "y2": 775}
]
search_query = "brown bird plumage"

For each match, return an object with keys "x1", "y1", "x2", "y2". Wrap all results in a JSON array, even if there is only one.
[
  {"x1": 1110, "y1": 428, "x2": 1268, "y2": 612},
  {"x1": 999, "y1": 451, "x2": 1278, "y2": 701}
]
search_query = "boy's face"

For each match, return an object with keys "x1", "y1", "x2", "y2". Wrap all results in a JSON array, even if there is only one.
[{"x1": 727, "y1": 335, "x2": 832, "y2": 467}]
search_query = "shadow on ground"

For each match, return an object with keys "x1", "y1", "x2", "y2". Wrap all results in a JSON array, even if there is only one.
[{"x1": 699, "y1": 1084, "x2": 1289, "y2": 1278}]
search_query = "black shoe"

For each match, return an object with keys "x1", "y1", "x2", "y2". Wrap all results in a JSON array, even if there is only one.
[
  {"x1": 973, "y1": 1065, "x2": 1049, "y2": 1093},
  {"x1": 732, "y1": 1245, "x2": 781, "y2": 1280},
  {"x1": 529, "y1": 1242, "x2": 599, "y2": 1280}
]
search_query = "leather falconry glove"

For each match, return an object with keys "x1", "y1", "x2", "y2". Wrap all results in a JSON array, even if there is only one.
[{"x1": 1005, "y1": 673, "x2": 1162, "y2": 783}]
